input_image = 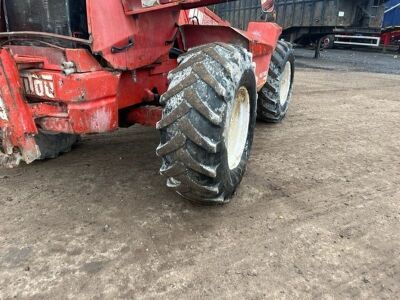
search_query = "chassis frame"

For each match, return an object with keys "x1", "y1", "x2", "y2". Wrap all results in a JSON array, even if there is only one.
[{"x1": 0, "y1": 0, "x2": 282, "y2": 167}]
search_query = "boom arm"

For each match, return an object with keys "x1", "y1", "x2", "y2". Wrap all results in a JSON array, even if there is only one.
[{"x1": 124, "y1": 0, "x2": 238, "y2": 12}]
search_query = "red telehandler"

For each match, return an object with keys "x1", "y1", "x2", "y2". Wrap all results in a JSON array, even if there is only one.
[{"x1": 0, "y1": 0, "x2": 295, "y2": 204}]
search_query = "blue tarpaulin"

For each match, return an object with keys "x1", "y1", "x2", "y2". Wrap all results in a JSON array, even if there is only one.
[{"x1": 384, "y1": 0, "x2": 400, "y2": 28}]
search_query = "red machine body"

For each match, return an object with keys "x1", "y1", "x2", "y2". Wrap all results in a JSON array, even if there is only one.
[
  {"x1": 0, "y1": 0, "x2": 282, "y2": 166},
  {"x1": 381, "y1": 28, "x2": 400, "y2": 48}
]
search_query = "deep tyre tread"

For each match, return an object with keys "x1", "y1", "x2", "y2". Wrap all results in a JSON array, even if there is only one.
[
  {"x1": 158, "y1": 43, "x2": 257, "y2": 204},
  {"x1": 258, "y1": 40, "x2": 295, "y2": 123},
  {"x1": 35, "y1": 132, "x2": 80, "y2": 160}
]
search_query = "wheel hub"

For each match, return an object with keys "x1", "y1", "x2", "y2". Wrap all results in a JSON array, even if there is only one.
[
  {"x1": 226, "y1": 86, "x2": 250, "y2": 170},
  {"x1": 279, "y1": 61, "x2": 292, "y2": 106}
]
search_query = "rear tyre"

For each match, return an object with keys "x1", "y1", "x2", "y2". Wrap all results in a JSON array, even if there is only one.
[
  {"x1": 35, "y1": 131, "x2": 80, "y2": 160},
  {"x1": 257, "y1": 40, "x2": 295, "y2": 123},
  {"x1": 157, "y1": 43, "x2": 257, "y2": 204},
  {"x1": 322, "y1": 35, "x2": 335, "y2": 49}
]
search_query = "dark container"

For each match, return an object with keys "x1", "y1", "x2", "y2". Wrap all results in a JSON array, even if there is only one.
[
  {"x1": 3, "y1": 0, "x2": 88, "y2": 38},
  {"x1": 210, "y1": 0, "x2": 264, "y2": 31},
  {"x1": 212, "y1": 0, "x2": 387, "y2": 43}
]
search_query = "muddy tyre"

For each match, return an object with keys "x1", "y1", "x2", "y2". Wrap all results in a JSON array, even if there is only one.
[
  {"x1": 258, "y1": 40, "x2": 295, "y2": 123},
  {"x1": 35, "y1": 131, "x2": 80, "y2": 160},
  {"x1": 157, "y1": 43, "x2": 257, "y2": 204}
]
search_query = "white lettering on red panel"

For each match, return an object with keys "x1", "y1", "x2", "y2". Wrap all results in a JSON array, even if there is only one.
[{"x1": 21, "y1": 73, "x2": 55, "y2": 99}]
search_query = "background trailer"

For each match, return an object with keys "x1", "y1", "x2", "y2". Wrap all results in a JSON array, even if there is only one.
[
  {"x1": 212, "y1": 0, "x2": 388, "y2": 48},
  {"x1": 381, "y1": 0, "x2": 400, "y2": 49}
]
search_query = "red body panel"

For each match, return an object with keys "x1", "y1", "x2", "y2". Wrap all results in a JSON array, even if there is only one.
[
  {"x1": 0, "y1": 49, "x2": 40, "y2": 166},
  {"x1": 87, "y1": 0, "x2": 180, "y2": 70},
  {"x1": 381, "y1": 28, "x2": 400, "y2": 46},
  {"x1": 0, "y1": 0, "x2": 282, "y2": 166}
]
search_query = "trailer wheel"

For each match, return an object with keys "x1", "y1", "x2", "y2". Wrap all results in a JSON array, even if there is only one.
[
  {"x1": 35, "y1": 131, "x2": 80, "y2": 160},
  {"x1": 322, "y1": 35, "x2": 335, "y2": 49},
  {"x1": 258, "y1": 40, "x2": 295, "y2": 123},
  {"x1": 157, "y1": 43, "x2": 257, "y2": 204}
]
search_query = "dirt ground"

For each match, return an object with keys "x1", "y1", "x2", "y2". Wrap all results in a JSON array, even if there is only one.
[
  {"x1": 295, "y1": 48, "x2": 400, "y2": 75},
  {"x1": 1, "y1": 55, "x2": 400, "y2": 299}
]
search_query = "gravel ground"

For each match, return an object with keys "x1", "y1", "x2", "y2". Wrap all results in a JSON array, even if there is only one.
[
  {"x1": 295, "y1": 48, "x2": 400, "y2": 75},
  {"x1": 1, "y1": 54, "x2": 400, "y2": 299}
]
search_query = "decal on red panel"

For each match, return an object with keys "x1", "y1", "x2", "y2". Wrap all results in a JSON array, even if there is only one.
[{"x1": 21, "y1": 73, "x2": 55, "y2": 99}]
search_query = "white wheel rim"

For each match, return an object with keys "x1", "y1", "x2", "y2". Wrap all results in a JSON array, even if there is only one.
[
  {"x1": 226, "y1": 86, "x2": 250, "y2": 170},
  {"x1": 323, "y1": 37, "x2": 331, "y2": 47},
  {"x1": 279, "y1": 61, "x2": 292, "y2": 106}
]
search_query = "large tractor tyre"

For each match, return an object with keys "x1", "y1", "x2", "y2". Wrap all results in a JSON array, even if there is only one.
[
  {"x1": 157, "y1": 43, "x2": 257, "y2": 204},
  {"x1": 34, "y1": 131, "x2": 80, "y2": 160},
  {"x1": 257, "y1": 40, "x2": 295, "y2": 123}
]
